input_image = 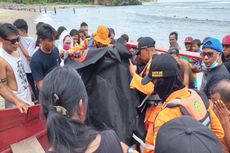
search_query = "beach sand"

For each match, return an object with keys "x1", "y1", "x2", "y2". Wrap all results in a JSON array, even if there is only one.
[{"x1": 0, "y1": 9, "x2": 37, "y2": 37}]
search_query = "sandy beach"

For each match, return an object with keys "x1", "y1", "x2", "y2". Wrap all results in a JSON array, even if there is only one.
[{"x1": 0, "y1": 9, "x2": 38, "y2": 37}]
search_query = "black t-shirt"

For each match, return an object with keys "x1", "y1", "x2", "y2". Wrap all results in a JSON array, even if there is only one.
[
  {"x1": 30, "y1": 47, "x2": 61, "y2": 81},
  {"x1": 200, "y1": 64, "x2": 230, "y2": 98},
  {"x1": 224, "y1": 59, "x2": 230, "y2": 73}
]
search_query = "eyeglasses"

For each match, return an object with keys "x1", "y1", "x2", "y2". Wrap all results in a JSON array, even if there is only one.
[
  {"x1": 4, "y1": 37, "x2": 20, "y2": 45},
  {"x1": 200, "y1": 52, "x2": 218, "y2": 58}
]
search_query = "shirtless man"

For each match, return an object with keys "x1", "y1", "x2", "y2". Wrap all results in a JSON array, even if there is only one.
[
  {"x1": 0, "y1": 23, "x2": 33, "y2": 113},
  {"x1": 168, "y1": 47, "x2": 194, "y2": 88}
]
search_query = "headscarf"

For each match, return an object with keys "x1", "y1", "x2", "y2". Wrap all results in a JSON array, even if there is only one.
[
  {"x1": 154, "y1": 75, "x2": 185, "y2": 102},
  {"x1": 58, "y1": 30, "x2": 73, "y2": 52}
]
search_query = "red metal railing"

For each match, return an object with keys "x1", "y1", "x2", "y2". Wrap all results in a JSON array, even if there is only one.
[{"x1": 126, "y1": 41, "x2": 202, "y2": 60}]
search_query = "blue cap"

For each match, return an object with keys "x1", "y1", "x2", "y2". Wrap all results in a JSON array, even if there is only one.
[{"x1": 202, "y1": 38, "x2": 223, "y2": 52}]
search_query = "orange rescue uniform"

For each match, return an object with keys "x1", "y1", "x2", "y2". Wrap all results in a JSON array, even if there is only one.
[
  {"x1": 144, "y1": 87, "x2": 224, "y2": 153},
  {"x1": 129, "y1": 60, "x2": 162, "y2": 152}
]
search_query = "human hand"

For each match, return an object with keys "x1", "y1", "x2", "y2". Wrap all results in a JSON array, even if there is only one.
[
  {"x1": 129, "y1": 59, "x2": 137, "y2": 77},
  {"x1": 16, "y1": 100, "x2": 29, "y2": 114},
  {"x1": 213, "y1": 99, "x2": 230, "y2": 120},
  {"x1": 60, "y1": 50, "x2": 65, "y2": 58},
  {"x1": 191, "y1": 65, "x2": 200, "y2": 72}
]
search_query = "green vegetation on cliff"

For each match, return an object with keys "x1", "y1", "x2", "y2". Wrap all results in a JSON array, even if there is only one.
[{"x1": 1, "y1": 0, "x2": 142, "y2": 5}]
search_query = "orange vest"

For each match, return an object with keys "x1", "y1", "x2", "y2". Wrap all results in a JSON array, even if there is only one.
[{"x1": 166, "y1": 89, "x2": 210, "y2": 127}]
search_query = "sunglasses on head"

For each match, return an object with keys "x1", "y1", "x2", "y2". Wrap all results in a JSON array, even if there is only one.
[
  {"x1": 200, "y1": 52, "x2": 219, "y2": 58},
  {"x1": 4, "y1": 37, "x2": 20, "y2": 44}
]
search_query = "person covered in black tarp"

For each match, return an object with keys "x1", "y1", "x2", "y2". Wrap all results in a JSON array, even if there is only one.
[{"x1": 65, "y1": 38, "x2": 140, "y2": 145}]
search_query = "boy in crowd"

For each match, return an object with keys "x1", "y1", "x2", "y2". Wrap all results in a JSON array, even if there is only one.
[
  {"x1": 13, "y1": 19, "x2": 37, "y2": 100},
  {"x1": 80, "y1": 22, "x2": 89, "y2": 38},
  {"x1": 30, "y1": 23, "x2": 61, "y2": 91}
]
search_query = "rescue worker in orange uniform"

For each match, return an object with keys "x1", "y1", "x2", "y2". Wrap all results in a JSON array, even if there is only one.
[
  {"x1": 141, "y1": 54, "x2": 224, "y2": 153},
  {"x1": 129, "y1": 37, "x2": 162, "y2": 152}
]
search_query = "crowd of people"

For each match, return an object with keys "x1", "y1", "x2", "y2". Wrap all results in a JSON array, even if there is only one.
[{"x1": 0, "y1": 19, "x2": 230, "y2": 153}]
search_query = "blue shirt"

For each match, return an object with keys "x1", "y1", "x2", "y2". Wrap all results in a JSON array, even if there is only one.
[{"x1": 30, "y1": 47, "x2": 61, "y2": 81}]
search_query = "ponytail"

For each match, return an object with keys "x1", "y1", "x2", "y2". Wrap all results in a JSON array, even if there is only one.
[
  {"x1": 46, "y1": 108, "x2": 97, "y2": 153},
  {"x1": 39, "y1": 66, "x2": 95, "y2": 153}
]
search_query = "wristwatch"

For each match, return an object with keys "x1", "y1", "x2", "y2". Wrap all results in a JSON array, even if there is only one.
[{"x1": 127, "y1": 147, "x2": 134, "y2": 153}]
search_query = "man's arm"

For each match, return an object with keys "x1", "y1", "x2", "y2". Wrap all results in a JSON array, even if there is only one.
[
  {"x1": 0, "y1": 59, "x2": 29, "y2": 113},
  {"x1": 36, "y1": 80, "x2": 43, "y2": 91},
  {"x1": 183, "y1": 60, "x2": 190, "y2": 87},
  {"x1": 129, "y1": 59, "x2": 154, "y2": 95},
  {"x1": 18, "y1": 43, "x2": 30, "y2": 61},
  {"x1": 30, "y1": 58, "x2": 44, "y2": 90}
]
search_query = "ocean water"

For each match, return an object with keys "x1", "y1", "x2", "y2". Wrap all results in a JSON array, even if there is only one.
[{"x1": 35, "y1": 0, "x2": 230, "y2": 49}]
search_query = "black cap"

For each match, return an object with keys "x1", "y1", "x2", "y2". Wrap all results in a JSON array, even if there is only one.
[
  {"x1": 167, "y1": 47, "x2": 179, "y2": 55},
  {"x1": 138, "y1": 37, "x2": 155, "y2": 50},
  {"x1": 155, "y1": 116, "x2": 222, "y2": 153},
  {"x1": 141, "y1": 54, "x2": 179, "y2": 85}
]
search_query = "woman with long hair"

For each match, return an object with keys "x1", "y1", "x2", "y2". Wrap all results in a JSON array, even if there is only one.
[{"x1": 39, "y1": 66, "x2": 128, "y2": 153}]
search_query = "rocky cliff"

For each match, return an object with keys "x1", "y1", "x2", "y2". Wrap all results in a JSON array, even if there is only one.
[{"x1": 94, "y1": 0, "x2": 142, "y2": 6}]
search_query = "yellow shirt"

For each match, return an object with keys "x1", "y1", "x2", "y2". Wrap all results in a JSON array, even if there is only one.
[{"x1": 130, "y1": 60, "x2": 154, "y2": 95}]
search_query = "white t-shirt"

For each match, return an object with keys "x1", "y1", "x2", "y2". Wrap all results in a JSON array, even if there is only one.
[
  {"x1": 18, "y1": 36, "x2": 36, "y2": 73},
  {"x1": 0, "y1": 48, "x2": 32, "y2": 108}
]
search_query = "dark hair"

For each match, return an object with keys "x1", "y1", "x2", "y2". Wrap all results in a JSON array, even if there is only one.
[
  {"x1": 70, "y1": 29, "x2": 79, "y2": 36},
  {"x1": 78, "y1": 29, "x2": 86, "y2": 39},
  {"x1": 109, "y1": 28, "x2": 115, "y2": 37},
  {"x1": 212, "y1": 80, "x2": 230, "y2": 103},
  {"x1": 40, "y1": 66, "x2": 97, "y2": 153},
  {"x1": 13, "y1": 19, "x2": 28, "y2": 33},
  {"x1": 57, "y1": 26, "x2": 66, "y2": 38},
  {"x1": 168, "y1": 47, "x2": 179, "y2": 56},
  {"x1": 0, "y1": 23, "x2": 18, "y2": 39},
  {"x1": 70, "y1": 29, "x2": 80, "y2": 44},
  {"x1": 36, "y1": 22, "x2": 45, "y2": 31},
  {"x1": 169, "y1": 31, "x2": 178, "y2": 40},
  {"x1": 80, "y1": 22, "x2": 88, "y2": 28},
  {"x1": 121, "y1": 34, "x2": 129, "y2": 42},
  {"x1": 192, "y1": 39, "x2": 201, "y2": 47},
  {"x1": 117, "y1": 37, "x2": 126, "y2": 45},
  {"x1": 36, "y1": 23, "x2": 57, "y2": 40}
]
